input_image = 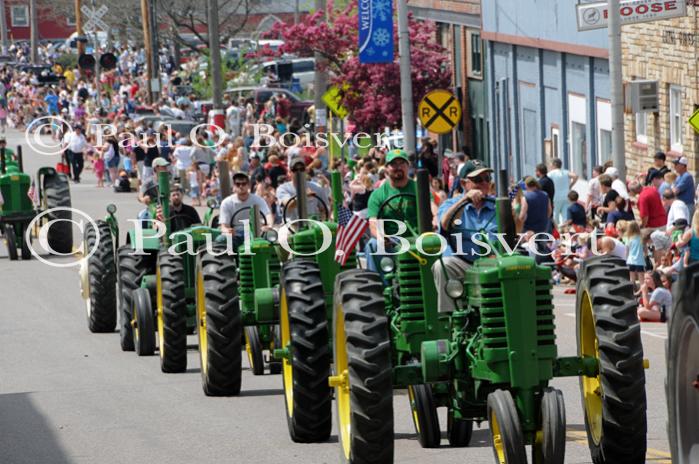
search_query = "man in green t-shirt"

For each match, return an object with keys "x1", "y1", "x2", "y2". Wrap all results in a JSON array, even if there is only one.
[{"x1": 364, "y1": 149, "x2": 417, "y2": 275}]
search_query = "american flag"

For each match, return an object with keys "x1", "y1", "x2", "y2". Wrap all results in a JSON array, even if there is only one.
[
  {"x1": 27, "y1": 180, "x2": 37, "y2": 204},
  {"x1": 334, "y1": 205, "x2": 368, "y2": 266}
]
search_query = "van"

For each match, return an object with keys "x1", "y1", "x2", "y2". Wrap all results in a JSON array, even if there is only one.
[{"x1": 259, "y1": 58, "x2": 315, "y2": 89}]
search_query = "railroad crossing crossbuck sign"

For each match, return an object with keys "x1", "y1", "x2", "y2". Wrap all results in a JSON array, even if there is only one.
[
  {"x1": 81, "y1": 4, "x2": 109, "y2": 32},
  {"x1": 418, "y1": 89, "x2": 462, "y2": 135}
]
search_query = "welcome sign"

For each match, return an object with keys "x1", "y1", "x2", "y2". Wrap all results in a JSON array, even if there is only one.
[{"x1": 358, "y1": 0, "x2": 394, "y2": 64}]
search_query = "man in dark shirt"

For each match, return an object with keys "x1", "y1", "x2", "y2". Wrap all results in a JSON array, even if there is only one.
[
  {"x1": 644, "y1": 151, "x2": 669, "y2": 186},
  {"x1": 536, "y1": 163, "x2": 555, "y2": 206},
  {"x1": 597, "y1": 175, "x2": 619, "y2": 223},
  {"x1": 157, "y1": 184, "x2": 201, "y2": 232}
]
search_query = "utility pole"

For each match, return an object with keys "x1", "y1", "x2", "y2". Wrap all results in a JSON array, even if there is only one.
[
  {"x1": 313, "y1": 0, "x2": 327, "y2": 133},
  {"x1": 0, "y1": 0, "x2": 9, "y2": 55},
  {"x1": 207, "y1": 0, "x2": 223, "y2": 111},
  {"x1": 608, "y1": 0, "x2": 626, "y2": 180},
  {"x1": 397, "y1": 0, "x2": 415, "y2": 155},
  {"x1": 294, "y1": 0, "x2": 299, "y2": 24},
  {"x1": 75, "y1": 0, "x2": 85, "y2": 56},
  {"x1": 150, "y1": 0, "x2": 160, "y2": 99},
  {"x1": 29, "y1": 0, "x2": 38, "y2": 64},
  {"x1": 140, "y1": 0, "x2": 153, "y2": 104}
]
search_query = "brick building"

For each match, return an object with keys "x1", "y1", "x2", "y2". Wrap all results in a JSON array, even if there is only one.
[
  {"x1": 622, "y1": 5, "x2": 698, "y2": 177},
  {"x1": 407, "y1": 0, "x2": 486, "y2": 159}
]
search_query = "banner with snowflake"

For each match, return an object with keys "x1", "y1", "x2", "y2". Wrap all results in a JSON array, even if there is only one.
[{"x1": 358, "y1": 0, "x2": 394, "y2": 64}]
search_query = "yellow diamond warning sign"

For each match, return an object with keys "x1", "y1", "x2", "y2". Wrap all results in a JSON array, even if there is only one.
[{"x1": 418, "y1": 89, "x2": 461, "y2": 135}]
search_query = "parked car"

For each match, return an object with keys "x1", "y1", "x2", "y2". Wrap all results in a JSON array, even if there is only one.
[
  {"x1": 153, "y1": 119, "x2": 201, "y2": 137},
  {"x1": 224, "y1": 86, "x2": 312, "y2": 123}
]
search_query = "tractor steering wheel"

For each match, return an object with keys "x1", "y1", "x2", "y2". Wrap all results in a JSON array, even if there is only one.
[
  {"x1": 282, "y1": 194, "x2": 330, "y2": 229},
  {"x1": 229, "y1": 206, "x2": 269, "y2": 229},
  {"x1": 377, "y1": 193, "x2": 417, "y2": 223}
]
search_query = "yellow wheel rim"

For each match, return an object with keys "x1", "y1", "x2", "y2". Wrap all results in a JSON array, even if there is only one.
[
  {"x1": 490, "y1": 409, "x2": 506, "y2": 464},
  {"x1": 580, "y1": 290, "x2": 603, "y2": 445},
  {"x1": 334, "y1": 303, "x2": 351, "y2": 460},
  {"x1": 156, "y1": 267, "x2": 165, "y2": 360},
  {"x1": 196, "y1": 268, "x2": 208, "y2": 374},
  {"x1": 408, "y1": 386, "x2": 421, "y2": 434},
  {"x1": 245, "y1": 330, "x2": 255, "y2": 370},
  {"x1": 281, "y1": 288, "x2": 294, "y2": 418}
]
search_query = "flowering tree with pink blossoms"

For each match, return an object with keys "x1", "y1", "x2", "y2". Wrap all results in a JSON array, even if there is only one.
[{"x1": 265, "y1": 0, "x2": 452, "y2": 133}]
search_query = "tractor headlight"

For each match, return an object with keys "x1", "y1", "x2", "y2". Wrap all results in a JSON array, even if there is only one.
[
  {"x1": 207, "y1": 198, "x2": 217, "y2": 209},
  {"x1": 380, "y1": 257, "x2": 395, "y2": 273},
  {"x1": 263, "y1": 229, "x2": 278, "y2": 243},
  {"x1": 106, "y1": 203, "x2": 117, "y2": 214},
  {"x1": 446, "y1": 279, "x2": 464, "y2": 299}
]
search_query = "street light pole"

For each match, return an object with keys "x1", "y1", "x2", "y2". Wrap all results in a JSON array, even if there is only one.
[
  {"x1": 608, "y1": 0, "x2": 626, "y2": 180},
  {"x1": 140, "y1": 0, "x2": 153, "y2": 104},
  {"x1": 76, "y1": 0, "x2": 85, "y2": 56},
  {"x1": 207, "y1": 0, "x2": 223, "y2": 111},
  {"x1": 397, "y1": 0, "x2": 415, "y2": 155},
  {"x1": 0, "y1": 0, "x2": 9, "y2": 55},
  {"x1": 29, "y1": 0, "x2": 38, "y2": 64}
]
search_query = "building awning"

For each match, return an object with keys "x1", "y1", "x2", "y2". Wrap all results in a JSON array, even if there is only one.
[{"x1": 408, "y1": 5, "x2": 480, "y2": 28}]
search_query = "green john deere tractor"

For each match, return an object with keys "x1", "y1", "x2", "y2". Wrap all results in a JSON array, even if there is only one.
[
  {"x1": 112, "y1": 171, "x2": 222, "y2": 375},
  {"x1": 330, "y1": 169, "x2": 647, "y2": 464},
  {"x1": 666, "y1": 261, "x2": 699, "y2": 464},
  {"x1": 195, "y1": 169, "x2": 357, "y2": 443},
  {"x1": 0, "y1": 145, "x2": 73, "y2": 261}
]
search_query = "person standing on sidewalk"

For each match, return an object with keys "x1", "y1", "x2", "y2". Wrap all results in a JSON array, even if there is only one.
[
  {"x1": 548, "y1": 158, "x2": 578, "y2": 226},
  {"x1": 63, "y1": 125, "x2": 87, "y2": 183},
  {"x1": 672, "y1": 156, "x2": 695, "y2": 219}
]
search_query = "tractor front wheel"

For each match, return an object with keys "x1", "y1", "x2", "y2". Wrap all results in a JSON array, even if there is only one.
[
  {"x1": 84, "y1": 220, "x2": 117, "y2": 333},
  {"x1": 576, "y1": 255, "x2": 647, "y2": 464},
  {"x1": 332, "y1": 270, "x2": 393, "y2": 464},
  {"x1": 408, "y1": 384, "x2": 441, "y2": 448},
  {"x1": 196, "y1": 247, "x2": 241, "y2": 396},
  {"x1": 132, "y1": 288, "x2": 155, "y2": 356},
  {"x1": 532, "y1": 387, "x2": 566, "y2": 464},
  {"x1": 280, "y1": 259, "x2": 331, "y2": 443},
  {"x1": 269, "y1": 325, "x2": 282, "y2": 375},
  {"x1": 487, "y1": 389, "x2": 527, "y2": 464},
  {"x1": 42, "y1": 172, "x2": 72, "y2": 255},
  {"x1": 157, "y1": 251, "x2": 187, "y2": 373},
  {"x1": 117, "y1": 246, "x2": 147, "y2": 351},
  {"x1": 667, "y1": 262, "x2": 699, "y2": 464},
  {"x1": 4, "y1": 224, "x2": 18, "y2": 261},
  {"x1": 20, "y1": 223, "x2": 31, "y2": 260},
  {"x1": 245, "y1": 326, "x2": 264, "y2": 376},
  {"x1": 447, "y1": 408, "x2": 473, "y2": 447}
]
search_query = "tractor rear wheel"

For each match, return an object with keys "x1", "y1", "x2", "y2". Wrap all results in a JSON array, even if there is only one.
[
  {"x1": 576, "y1": 255, "x2": 647, "y2": 464},
  {"x1": 84, "y1": 220, "x2": 117, "y2": 333},
  {"x1": 487, "y1": 389, "x2": 527, "y2": 464},
  {"x1": 408, "y1": 384, "x2": 441, "y2": 448},
  {"x1": 42, "y1": 172, "x2": 72, "y2": 255},
  {"x1": 332, "y1": 270, "x2": 393, "y2": 464},
  {"x1": 532, "y1": 387, "x2": 566, "y2": 464},
  {"x1": 117, "y1": 246, "x2": 147, "y2": 351},
  {"x1": 280, "y1": 259, "x2": 331, "y2": 443},
  {"x1": 4, "y1": 224, "x2": 18, "y2": 261},
  {"x1": 132, "y1": 288, "x2": 155, "y2": 356},
  {"x1": 667, "y1": 262, "x2": 699, "y2": 464},
  {"x1": 245, "y1": 326, "x2": 265, "y2": 375},
  {"x1": 196, "y1": 247, "x2": 241, "y2": 396},
  {"x1": 447, "y1": 408, "x2": 473, "y2": 447},
  {"x1": 157, "y1": 251, "x2": 187, "y2": 373}
]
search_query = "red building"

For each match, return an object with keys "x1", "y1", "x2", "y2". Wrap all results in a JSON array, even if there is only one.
[{"x1": 5, "y1": 4, "x2": 74, "y2": 40}]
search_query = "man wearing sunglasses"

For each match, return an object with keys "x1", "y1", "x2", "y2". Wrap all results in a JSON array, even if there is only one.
[
  {"x1": 276, "y1": 157, "x2": 330, "y2": 221},
  {"x1": 219, "y1": 171, "x2": 274, "y2": 245},
  {"x1": 433, "y1": 161, "x2": 498, "y2": 312}
]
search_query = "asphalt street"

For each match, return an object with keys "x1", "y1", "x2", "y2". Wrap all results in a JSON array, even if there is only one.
[{"x1": 0, "y1": 128, "x2": 672, "y2": 463}]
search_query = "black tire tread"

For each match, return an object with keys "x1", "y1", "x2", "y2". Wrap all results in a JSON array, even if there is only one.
[
  {"x1": 85, "y1": 220, "x2": 117, "y2": 333},
  {"x1": 409, "y1": 383, "x2": 440, "y2": 448},
  {"x1": 117, "y1": 246, "x2": 147, "y2": 351},
  {"x1": 576, "y1": 255, "x2": 647, "y2": 464},
  {"x1": 43, "y1": 172, "x2": 72, "y2": 254},
  {"x1": 158, "y1": 250, "x2": 187, "y2": 373},
  {"x1": 487, "y1": 389, "x2": 527, "y2": 464},
  {"x1": 5, "y1": 224, "x2": 18, "y2": 260},
  {"x1": 198, "y1": 248, "x2": 241, "y2": 396},
  {"x1": 245, "y1": 326, "x2": 265, "y2": 376},
  {"x1": 282, "y1": 259, "x2": 332, "y2": 443},
  {"x1": 334, "y1": 270, "x2": 393, "y2": 464}
]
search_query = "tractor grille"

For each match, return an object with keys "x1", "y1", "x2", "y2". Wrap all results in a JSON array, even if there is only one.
[
  {"x1": 290, "y1": 233, "x2": 317, "y2": 256},
  {"x1": 238, "y1": 253, "x2": 254, "y2": 311},
  {"x1": 396, "y1": 255, "x2": 424, "y2": 318},
  {"x1": 535, "y1": 278, "x2": 555, "y2": 346},
  {"x1": 269, "y1": 258, "x2": 281, "y2": 287},
  {"x1": 475, "y1": 278, "x2": 555, "y2": 349}
]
